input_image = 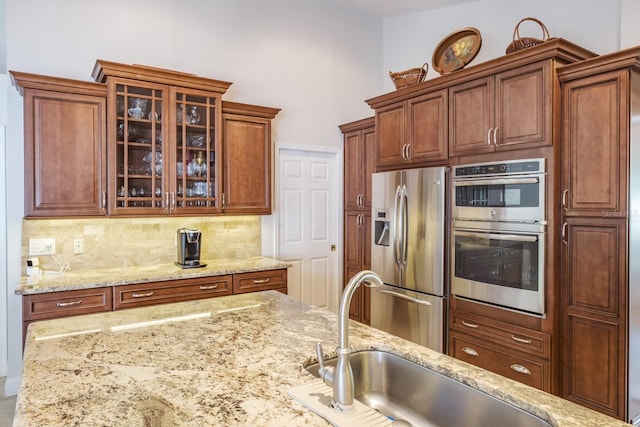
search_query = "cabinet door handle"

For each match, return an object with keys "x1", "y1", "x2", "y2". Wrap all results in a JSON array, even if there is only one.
[
  {"x1": 462, "y1": 347, "x2": 478, "y2": 357},
  {"x1": 102, "y1": 191, "x2": 106, "y2": 209},
  {"x1": 171, "y1": 192, "x2": 176, "y2": 209},
  {"x1": 253, "y1": 278, "x2": 270, "y2": 284},
  {"x1": 493, "y1": 127, "x2": 499, "y2": 145},
  {"x1": 462, "y1": 320, "x2": 479, "y2": 329},
  {"x1": 165, "y1": 192, "x2": 169, "y2": 210},
  {"x1": 405, "y1": 143, "x2": 411, "y2": 160},
  {"x1": 132, "y1": 291, "x2": 154, "y2": 298},
  {"x1": 510, "y1": 364, "x2": 531, "y2": 375},
  {"x1": 561, "y1": 222, "x2": 568, "y2": 245},
  {"x1": 199, "y1": 284, "x2": 219, "y2": 290},
  {"x1": 57, "y1": 300, "x2": 82, "y2": 307},
  {"x1": 511, "y1": 335, "x2": 532, "y2": 344},
  {"x1": 487, "y1": 128, "x2": 494, "y2": 146},
  {"x1": 562, "y1": 189, "x2": 568, "y2": 211}
]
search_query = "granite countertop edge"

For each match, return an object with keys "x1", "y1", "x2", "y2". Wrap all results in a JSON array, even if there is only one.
[
  {"x1": 16, "y1": 256, "x2": 291, "y2": 295},
  {"x1": 13, "y1": 291, "x2": 628, "y2": 427}
]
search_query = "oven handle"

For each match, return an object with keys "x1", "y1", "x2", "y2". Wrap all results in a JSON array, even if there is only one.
[
  {"x1": 453, "y1": 177, "x2": 539, "y2": 187},
  {"x1": 453, "y1": 229, "x2": 539, "y2": 243}
]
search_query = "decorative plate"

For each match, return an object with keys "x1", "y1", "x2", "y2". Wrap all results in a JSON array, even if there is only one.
[{"x1": 432, "y1": 27, "x2": 482, "y2": 75}]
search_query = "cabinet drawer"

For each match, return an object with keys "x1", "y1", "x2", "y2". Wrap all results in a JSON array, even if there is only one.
[
  {"x1": 233, "y1": 269, "x2": 287, "y2": 294},
  {"x1": 450, "y1": 311, "x2": 550, "y2": 358},
  {"x1": 114, "y1": 275, "x2": 232, "y2": 309},
  {"x1": 450, "y1": 331, "x2": 550, "y2": 392},
  {"x1": 23, "y1": 288, "x2": 112, "y2": 321}
]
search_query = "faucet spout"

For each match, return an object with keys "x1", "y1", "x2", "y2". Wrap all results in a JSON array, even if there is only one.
[{"x1": 332, "y1": 270, "x2": 383, "y2": 412}]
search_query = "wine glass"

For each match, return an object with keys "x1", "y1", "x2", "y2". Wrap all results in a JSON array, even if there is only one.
[{"x1": 195, "y1": 151, "x2": 205, "y2": 176}]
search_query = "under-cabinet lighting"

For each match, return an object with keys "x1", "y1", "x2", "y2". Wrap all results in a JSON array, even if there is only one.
[
  {"x1": 110, "y1": 312, "x2": 212, "y2": 332},
  {"x1": 217, "y1": 303, "x2": 262, "y2": 314},
  {"x1": 35, "y1": 328, "x2": 103, "y2": 341}
]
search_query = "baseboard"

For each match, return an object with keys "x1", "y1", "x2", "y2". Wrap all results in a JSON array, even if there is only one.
[{"x1": 4, "y1": 375, "x2": 20, "y2": 397}]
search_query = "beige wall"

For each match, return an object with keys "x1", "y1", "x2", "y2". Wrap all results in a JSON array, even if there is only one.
[{"x1": 21, "y1": 216, "x2": 261, "y2": 273}]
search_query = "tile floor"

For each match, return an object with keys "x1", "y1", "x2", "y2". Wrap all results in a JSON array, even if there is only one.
[{"x1": 0, "y1": 377, "x2": 16, "y2": 427}]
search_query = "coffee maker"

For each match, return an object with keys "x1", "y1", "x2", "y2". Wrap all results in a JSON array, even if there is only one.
[{"x1": 176, "y1": 228, "x2": 206, "y2": 268}]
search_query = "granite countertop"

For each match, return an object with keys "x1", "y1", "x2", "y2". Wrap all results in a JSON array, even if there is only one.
[
  {"x1": 16, "y1": 256, "x2": 290, "y2": 295},
  {"x1": 14, "y1": 291, "x2": 629, "y2": 427}
]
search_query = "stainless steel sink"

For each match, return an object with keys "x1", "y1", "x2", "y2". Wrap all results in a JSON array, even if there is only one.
[{"x1": 305, "y1": 350, "x2": 551, "y2": 427}]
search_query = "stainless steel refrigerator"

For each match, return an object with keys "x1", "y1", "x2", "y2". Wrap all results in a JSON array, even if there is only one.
[{"x1": 370, "y1": 167, "x2": 446, "y2": 352}]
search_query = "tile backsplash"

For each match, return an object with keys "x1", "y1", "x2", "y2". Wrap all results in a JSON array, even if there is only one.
[{"x1": 22, "y1": 216, "x2": 262, "y2": 273}]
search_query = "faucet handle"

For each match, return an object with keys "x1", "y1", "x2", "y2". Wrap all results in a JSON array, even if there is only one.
[{"x1": 315, "y1": 342, "x2": 326, "y2": 371}]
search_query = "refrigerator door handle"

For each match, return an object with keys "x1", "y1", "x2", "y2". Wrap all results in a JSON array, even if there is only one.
[
  {"x1": 393, "y1": 184, "x2": 402, "y2": 269},
  {"x1": 377, "y1": 289, "x2": 432, "y2": 306},
  {"x1": 400, "y1": 184, "x2": 409, "y2": 270}
]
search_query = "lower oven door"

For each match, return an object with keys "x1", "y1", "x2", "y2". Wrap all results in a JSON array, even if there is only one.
[{"x1": 451, "y1": 227, "x2": 545, "y2": 316}]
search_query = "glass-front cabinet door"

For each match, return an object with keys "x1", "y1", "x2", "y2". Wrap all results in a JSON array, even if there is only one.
[
  {"x1": 110, "y1": 79, "x2": 166, "y2": 215},
  {"x1": 107, "y1": 79, "x2": 222, "y2": 215},
  {"x1": 172, "y1": 88, "x2": 219, "y2": 213}
]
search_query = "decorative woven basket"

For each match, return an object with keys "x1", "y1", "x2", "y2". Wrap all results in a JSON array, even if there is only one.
[
  {"x1": 505, "y1": 17, "x2": 550, "y2": 54},
  {"x1": 389, "y1": 63, "x2": 428, "y2": 89}
]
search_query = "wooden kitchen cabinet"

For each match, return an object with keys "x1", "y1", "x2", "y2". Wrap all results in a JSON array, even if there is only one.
[
  {"x1": 233, "y1": 269, "x2": 288, "y2": 294},
  {"x1": 375, "y1": 89, "x2": 448, "y2": 170},
  {"x1": 92, "y1": 60, "x2": 232, "y2": 216},
  {"x1": 221, "y1": 101, "x2": 280, "y2": 214},
  {"x1": 449, "y1": 61, "x2": 553, "y2": 156},
  {"x1": 341, "y1": 118, "x2": 375, "y2": 324},
  {"x1": 22, "y1": 287, "x2": 112, "y2": 346},
  {"x1": 10, "y1": 72, "x2": 108, "y2": 217},
  {"x1": 558, "y1": 49, "x2": 640, "y2": 422},
  {"x1": 113, "y1": 275, "x2": 233, "y2": 309},
  {"x1": 449, "y1": 309, "x2": 552, "y2": 392}
]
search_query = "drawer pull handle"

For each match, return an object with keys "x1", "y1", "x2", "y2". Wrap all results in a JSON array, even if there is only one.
[
  {"x1": 57, "y1": 300, "x2": 82, "y2": 307},
  {"x1": 510, "y1": 364, "x2": 531, "y2": 375},
  {"x1": 132, "y1": 291, "x2": 154, "y2": 298},
  {"x1": 253, "y1": 278, "x2": 270, "y2": 284},
  {"x1": 199, "y1": 284, "x2": 219, "y2": 290},
  {"x1": 462, "y1": 347, "x2": 478, "y2": 357},
  {"x1": 511, "y1": 335, "x2": 532, "y2": 344},
  {"x1": 462, "y1": 321, "x2": 479, "y2": 329}
]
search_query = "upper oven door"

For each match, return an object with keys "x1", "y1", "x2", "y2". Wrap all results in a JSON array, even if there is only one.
[{"x1": 453, "y1": 174, "x2": 545, "y2": 223}]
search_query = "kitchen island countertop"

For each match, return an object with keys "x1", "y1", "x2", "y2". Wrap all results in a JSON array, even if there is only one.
[
  {"x1": 14, "y1": 291, "x2": 630, "y2": 426},
  {"x1": 16, "y1": 256, "x2": 289, "y2": 295}
]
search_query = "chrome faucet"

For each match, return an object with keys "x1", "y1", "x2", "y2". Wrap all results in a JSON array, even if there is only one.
[{"x1": 315, "y1": 270, "x2": 383, "y2": 413}]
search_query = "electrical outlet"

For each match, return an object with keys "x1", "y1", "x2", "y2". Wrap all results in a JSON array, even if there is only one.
[
  {"x1": 73, "y1": 239, "x2": 85, "y2": 255},
  {"x1": 29, "y1": 238, "x2": 56, "y2": 255}
]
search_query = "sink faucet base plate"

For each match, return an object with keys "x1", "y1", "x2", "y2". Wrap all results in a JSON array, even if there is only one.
[{"x1": 288, "y1": 378, "x2": 392, "y2": 426}]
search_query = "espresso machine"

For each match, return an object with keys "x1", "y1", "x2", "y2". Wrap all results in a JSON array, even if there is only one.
[{"x1": 176, "y1": 228, "x2": 206, "y2": 268}]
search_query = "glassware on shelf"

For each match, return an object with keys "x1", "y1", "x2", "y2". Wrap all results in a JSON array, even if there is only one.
[{"x1": 186, "y1": 106, "x2": 200, "y2": 124}]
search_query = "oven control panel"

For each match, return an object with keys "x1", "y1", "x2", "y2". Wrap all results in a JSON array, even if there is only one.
[{"x1": 454, "y1": 159, "x2": 544, "y2": 177}]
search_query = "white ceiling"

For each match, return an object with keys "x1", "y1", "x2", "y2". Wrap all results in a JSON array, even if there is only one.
[{"x1": 335, "y1": 0, "x2": 485, "y2": 17}]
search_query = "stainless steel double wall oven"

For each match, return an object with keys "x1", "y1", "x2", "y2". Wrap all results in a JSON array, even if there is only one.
[{"x1": 451, "y1": 159, "x2": 547, "y2": 316}]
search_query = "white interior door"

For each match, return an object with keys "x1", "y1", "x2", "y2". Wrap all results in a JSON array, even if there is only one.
[{"x1": 277, "y1": 146, "x2": 341, "y2": 312}]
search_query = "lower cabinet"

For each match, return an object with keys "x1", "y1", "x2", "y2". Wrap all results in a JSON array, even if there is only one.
[
  {"x1": 22, "y1": 268, "x2": 288, "y2": 346},
  {"x1": 449, "y1": 310, "x2": 552, "y2": 392},
  {"x1": 113, "y1": 275, "x2": 233, "y2": 309}
]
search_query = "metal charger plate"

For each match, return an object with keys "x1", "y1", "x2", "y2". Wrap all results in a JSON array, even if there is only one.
[{"x1": 432, "y1": 27, "x2": 482, "y2": 75}]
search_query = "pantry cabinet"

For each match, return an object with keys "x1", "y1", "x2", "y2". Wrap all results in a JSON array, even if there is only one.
[
  {"x1": 340, "y1": 117, "x2": 375, "y2": 324},
  {"x1": 221, "y1": 101, "x2": 280, "y2": 214},
  {"x1": 10, "y1": 72, "x2": 108, "y2": 217},
  {"x1": 449, "y1": 60, "x2": 553, "y2": 156},
  {"x1": 558, "y1": 52, "x2": 639, "y2": 422}
]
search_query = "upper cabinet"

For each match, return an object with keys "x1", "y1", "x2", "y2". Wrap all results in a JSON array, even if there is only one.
[
  {"x1": 375, "y1": 89, "x2": 448, "y2": 170},
  {"x1": 341, "y1": 117, "x2": 375, "y2": 211},
  {"x1": 367, "y1": 39, "x2": 597, "y2": 166},
  {"x1": 449, "y1": 61, "x2": 552, "y2": 156},
  {"x1": 12, "y1": 60, "x2": 280, "y2": 218},
  {"x1": 11, "y1": 72, "x2": 108, "y2": 217},
  {"x1": 92, "y1": 60, "x2": 231, "y2": 216},
  {"x1": 221, "y1": 101, "x2": 280, "y2": 214}
]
